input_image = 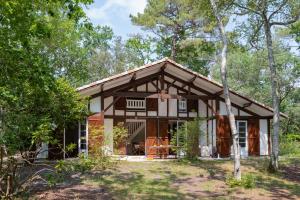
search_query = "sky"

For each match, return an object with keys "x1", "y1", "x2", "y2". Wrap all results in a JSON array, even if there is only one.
[
  {"x1": 84, "y1": 0, "x2": 147, "y2": 39},
  {"x1": 84, "y1": 0, "x2": 299, "y2": 55}
]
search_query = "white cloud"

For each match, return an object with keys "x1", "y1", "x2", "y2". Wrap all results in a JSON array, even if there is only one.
[{"x1": 86, "y1": 0, "x2": 147, "y2": 20}]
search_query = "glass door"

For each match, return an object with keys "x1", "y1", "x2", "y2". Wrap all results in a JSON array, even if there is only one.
[
  {"x1": 236, "y1": 120, "x2": 248, "y2": 157},
  {"x1": 78, "y1": 119, "x2": 88, "y2": 156}
]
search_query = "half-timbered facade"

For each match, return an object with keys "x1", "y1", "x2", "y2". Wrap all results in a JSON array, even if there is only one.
[{"x1": 64, "y1": 58, "x2": 286, "y2": 159}]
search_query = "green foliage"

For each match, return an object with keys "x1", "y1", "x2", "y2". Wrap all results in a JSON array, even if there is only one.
[
  {"x1": 279, "y1": 134, "x2": 300, "y2": 157},
  {"x1": 55, "y1": 154, "x2": 115, "y2": 174},
  {"x1": 113, "y1": 123, "x2": 128, "y2": 154},
  {"x1": 171, "y1": 118, "x2": 204, "y2": 159},
  {"x1": 130, "y1": 0, "x2": 217, "y2": 75},
  {"x1": 125, "y1": 34, "x2": 154, "y2": 66},
  {"x1": 226, "y1": 173, "x2": 256, "y2": 189}
]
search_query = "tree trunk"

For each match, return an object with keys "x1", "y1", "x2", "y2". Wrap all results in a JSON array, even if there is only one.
[
  {"x1": 263, "y1": 18, "x2": 280, "y2": 172},
  {"x1": 171, "y1": 35, "x2": 176, "y2": 60},
  {"x1": 210, "y1": 0, "x2": 241, "y2": 180}
]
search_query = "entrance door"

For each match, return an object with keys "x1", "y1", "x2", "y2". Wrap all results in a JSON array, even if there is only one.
[
  {"x1": 146, "y1": 119, "x2": 157, "y2": 156},
  {"x1": 216, "y1": 115, "x2": 231, "y2": 157},
  {"x1": 125, "y1": 120, "x2": 146, "y2": 155},
  {"x1": 248, "y1": 119, "x2": 260, "y2": 156},
  {"x1": 159, "y1": 119, "x2": 169, "y2": 157}
]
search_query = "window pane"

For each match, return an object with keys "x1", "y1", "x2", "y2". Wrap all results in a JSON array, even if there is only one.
[
  {"x1": 81, "y1": 131, "x2": 86, "y2": 137},
  {"x1": 239, "y1": 127, "x2": 246, "y2": 132},
  {"x1": 81, "y1": 143, "x2": 86, "y2": 149},
  {"x1": 240, "y1": 143, "x2": 246, "y2": 147},
  {"x1": 239, "y1": 138, "x2": 245, "y2": 143}
]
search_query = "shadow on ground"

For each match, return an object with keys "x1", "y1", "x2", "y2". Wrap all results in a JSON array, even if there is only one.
[{"x1": 30, "y1": 158, "x2": 300, "y2": 200}]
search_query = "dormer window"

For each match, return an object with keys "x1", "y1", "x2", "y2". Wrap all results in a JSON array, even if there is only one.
[
  {"x1": 126, "y1": 98, "x2": 146, "y2": 111},
  {"x1": 178, "y1": 99, "x2": 187, "y2": 112}
]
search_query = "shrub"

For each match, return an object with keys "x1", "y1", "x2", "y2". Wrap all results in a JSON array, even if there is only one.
[
  {"x1": 279, "y1": 133, "x2": 300, "y2": 157},
  {"x1": 171, "y1": 118, "x2": 205, "y2": 159},
  {"x1": 112, "y1": 122, "x2": 128, "y2": 154},
  {"x1": 226, "y1": 173, "x2": 256, "y2": 189}
]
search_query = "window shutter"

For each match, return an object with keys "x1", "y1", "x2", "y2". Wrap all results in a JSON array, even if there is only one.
[{"x1": 146, "y1": 98, "x2": 158, "y2": 111}]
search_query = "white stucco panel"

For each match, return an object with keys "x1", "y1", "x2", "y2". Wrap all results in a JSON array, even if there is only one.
[
  {"x1": 259, "y1": 119, "x2": 269, "y2": 155},
  {"x1": 104, "y1": 97, "x2": 113, "y2": 115},
  {"x1": 220, "y1": 101, "x2": 238, "y2": 115},
  {"x1": 199, "y1": 100, "x2": 207, "y2": 118},
  {"x1": 158, "y1": 99, "x2": 167, "y2": 116},
  {"x1": 89, "y1": 97, "x2": 101, "y2": 113},
  {"x1": 169, "y1": 87, "x2": 177, "y2": 117}
]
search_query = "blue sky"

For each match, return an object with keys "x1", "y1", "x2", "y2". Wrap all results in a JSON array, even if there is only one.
[
  {"x1": 84, "y1": 0, "x2": 298, "y2": 54},
  {"x1": 84, "y1": 0, "x2": 147, "y2": 39}
]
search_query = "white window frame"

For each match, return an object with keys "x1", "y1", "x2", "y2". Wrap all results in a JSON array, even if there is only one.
[
  {"x1": 236, "y1": 120, "x2": 248, "y2": 150},
  {"x1": 78, "y1": 119, "x2": 88, "y2": 156},
  {"x1": 126, "y1": 98, "x2": 146, "y2": 110},
  {"x1": 178, "y1": 99, "x2": 187, "y2": 112}
]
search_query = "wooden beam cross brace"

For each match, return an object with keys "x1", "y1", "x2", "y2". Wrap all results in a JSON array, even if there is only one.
[
  {"x1": 150, "y1": 80, "x2": 160, "y2": 92},
  {"x1": 104, "y1": 96, "x2": 121, "y2": 112},
  {"x1": 130, "y1": 73, "x2": 136, "y2": 82},
  {"x1": 166, "y1": 80, "x2": 176, "y2": 92}
]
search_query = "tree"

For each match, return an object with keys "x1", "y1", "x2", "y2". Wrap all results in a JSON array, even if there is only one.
[
  {"x1": 210, "y1": 0, "x2": 241, "y2": 180},
  {"x1": 125, "y1": 34, "x2": 154, "y2": 66},
  {"x1": 0, "y1": 0, "x2": 91, "y2": 196},
  {"x1": 233, "y1": 0, "x2": 300, "y2": 172},
  {"x1": 212, "y1": 41, "x2": 300, "y2": 108},
  {"x1": 130, "y1": 0, "x2": 216, "y2": 75}
]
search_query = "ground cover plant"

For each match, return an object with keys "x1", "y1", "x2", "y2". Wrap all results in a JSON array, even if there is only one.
[{"x1": 31, "y1": 157, "x2": 300, "y2": 200}]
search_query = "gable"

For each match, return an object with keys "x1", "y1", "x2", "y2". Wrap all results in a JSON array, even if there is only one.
[{"x1": 77, "y1": 58, "x2": 287, "y2": 118}]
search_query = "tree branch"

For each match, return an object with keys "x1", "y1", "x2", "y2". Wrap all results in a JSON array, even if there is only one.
[
  {"x1": 267, "y1": 0, "x2": 288, "y2": 21},
  {"x1": 270, "y1": 16, "x2": 300, "y2": 26},
  {"x1": 233, "y1": 2, "x2": 261, "y2": 16}
]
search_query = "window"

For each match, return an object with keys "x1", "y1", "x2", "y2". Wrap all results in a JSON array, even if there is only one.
[
  {"x1": 79, "y1": 119, "x2": 87, "y2": 153},
  {"x1": 178, "y1": 99, "x2": 187, "y2": 112},
  {"x1": 236, "y1": 121, "x2": 247, "y2": 148},
  {"x1": 126, "y1": 98, "x2": 146, "y2": 110}
]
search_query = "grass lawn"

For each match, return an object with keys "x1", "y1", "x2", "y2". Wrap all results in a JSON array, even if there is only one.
[{"x1": 33, "y1": 157, "x2": 300, "y2": 200}]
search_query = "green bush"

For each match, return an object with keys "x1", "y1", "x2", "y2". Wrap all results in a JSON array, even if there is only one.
[
  {"x1": 54, "y1": 153, "x2": 115, "y2": 174},
  {"x1": 279, "y1": 133, "x2": 300, "y2": 157},
  {"x1": 171, "y1": 118, "x2": 205, "y2": 159},
  {"x1": 226, "y1": 173, "x2": 256, "y2": 189}
]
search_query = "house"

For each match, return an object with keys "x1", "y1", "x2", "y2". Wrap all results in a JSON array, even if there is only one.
[{"x1": 60, "y1": 58, "x2": 286, "y2": 159}]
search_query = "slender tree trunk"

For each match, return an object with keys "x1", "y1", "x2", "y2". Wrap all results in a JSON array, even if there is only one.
[
  {"x1": 210, "y1": 0, "x2": 241, "y2": 180},
  {"x1": 171, "y1": 35, "x2": 177, "y2": 60},
  {"x1": 263, "y1": 18, "x2": 280, "y2": 172}
]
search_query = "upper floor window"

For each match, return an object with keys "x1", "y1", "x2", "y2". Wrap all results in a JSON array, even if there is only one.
[
  {"x1": 178, "y1": 99, "x2": 187, "y2": 112},
  {"x1": 126, "y1": 98, "x2": 146, "y2": 111}
]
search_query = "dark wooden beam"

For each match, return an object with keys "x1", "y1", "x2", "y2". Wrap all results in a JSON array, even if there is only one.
[
  {"x1": 161, "y1": 63, "x2": 167, "y2": 72},
  {"x1": 243, "y1": 102, "x2": 252, "y2": 108},
  {"x1": 92, "y1": 71, "x2": 162, "y2": 98},
  {"x1": 164, "y1": 71, "x2": 258, "y2": 116},
  {"x1": 166, "y1": 80, "x2": 176, "y2": 91},
  {"x1": 214, "y1": 90, "x2": 223, "y2": 96},
  {"x1": 203, "y1": 100, "x2": 217, "y2": 115},
  {"x1": 104, "y1": 96, "x2": 121, "y2": 112},
  {"x1": 150, "y1": 80, "x2": 160, "y2": 92},
  {"x1": 189, "y1": 75, "x2": 197, "y2": 83},
  {"x1": 160, "y1": 73, "x2": 165, "y2": 91},
  {"x1": 112, "y1": 91, "x2": 214, "y2": 100},
  {"x1": 130, "y1": 73, "x2": 136, "y2": 82}
]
